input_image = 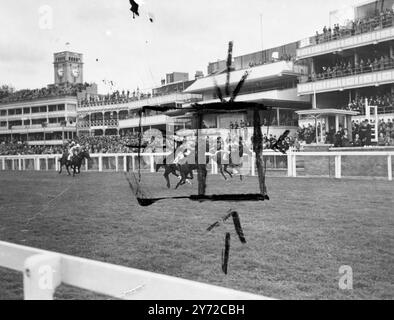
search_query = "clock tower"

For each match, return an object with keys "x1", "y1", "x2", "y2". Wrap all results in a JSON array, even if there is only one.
[{"x1": 54, "y1": 51, "x2": 84, "y2": 85}]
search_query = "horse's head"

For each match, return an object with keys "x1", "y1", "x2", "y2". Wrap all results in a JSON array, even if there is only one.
[
  {"x1": 155, "y1": 163, "x2": 162, "y2": 172},
  {"x1": 80, "y1": 150, "x2": 91, "y2": 160}
]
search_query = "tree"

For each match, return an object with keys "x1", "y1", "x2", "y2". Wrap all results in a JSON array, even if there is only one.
[{"x1": 0, "y1": 84, "x2": 15, "y2": 100}]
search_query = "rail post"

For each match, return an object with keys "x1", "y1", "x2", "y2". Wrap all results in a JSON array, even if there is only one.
[
  {"x1": 98, "y1": 155, "x2": 103, "y2": 172},
  {"x1": 123, "y1": 156, "x2": 127, "y2": 172},
  {"x1": 251, "y1": 153, "x2": 256, "y2": 176},
  {"x1": 388, "y1": 155, "x2": 392, "y2": 181},
  {"x1": 287, "y1": 151, "x2": 292, "y2": 177},
  {"x1": 1, "y1": 158, "x2": 4, "y2": 171},
  {"x1": 292, "y1": 153, "x2": 297, "y2": 177},
  {"x1": 150, "y1": 154, "x2": 155, "y2": 173},
  {"x1": 115, "y1": 156, "x2": 119, "y2": 172},
  {"x1": 18, "y1": 158, "x2": 22, "y2": 171},
  {"x1": 132, "y1": 156, "x2": 135, "y2": 172},
  {"x1": 334, "y1": 155, "x2": 342, "y2": 179},
  {"x1": 23, "y1": 253, "x2": 62, "y2": 300}
]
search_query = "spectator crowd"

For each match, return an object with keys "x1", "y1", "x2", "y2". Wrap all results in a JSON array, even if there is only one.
[
  {"x1": 296, "y1": 118, "x2": 394, "y2": 147},
  {"x1": 0, "y1": 134, "x2": 141, "y2": 156},
  {"x1": 312, "y1": 8, "x2": 394, "y2": 45},
  {"x1": 343, "y1": 93, "x2": 394, "y2": 114},
  {"x1": 79, "y1": 89, "x2": 154, "y2": 108},
  {"x1": 0, "y1": 83, "x2": 91, "y2": 104},
  {"x1": 308, "y1": 54, "x2": 394, "y2": 83}
]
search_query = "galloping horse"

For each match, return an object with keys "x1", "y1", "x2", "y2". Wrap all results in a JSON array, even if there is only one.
[
  {"x1": 213, "y1": 139, "x2": 251, "y2": 181},
  {"x1": 174, "y1": 163, "x2": 201, "y2": 189},
  {"x1": 155, "y1": 163, "x2": 180, "y2": 189},
  {"x1": 58, "y1": 150, "x2": 91, "y2": 176}
]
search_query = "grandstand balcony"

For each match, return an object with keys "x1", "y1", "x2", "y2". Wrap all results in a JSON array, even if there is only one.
[
  {"x1": 78, "y1": 119, "x2": 119, "y2": 130},
  {"x1": 298, "y1": 61, "x2": 394, "y2": 95},
  {"x1": 78, "y1": 93, "x2": 202, "y2": 112},
  {"x1": 0, "y1": 123, "x2": 76, "y2": 134},
  {"x1": 119, "y1": 115, "x2": 171, "y2": 129},
  {"x1": 297, "y1": 16, "x2": 394, "y2": 59},
  {"x1": 188, "y1": 88, "x2": 310, "y2": 108}
]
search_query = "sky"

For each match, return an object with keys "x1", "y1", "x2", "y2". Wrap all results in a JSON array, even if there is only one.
[{"x1": 0, "y1": 0, "x2": 369, "y2": 93}]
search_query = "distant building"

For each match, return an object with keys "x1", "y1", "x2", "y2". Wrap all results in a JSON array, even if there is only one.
[
  {"x1": 0, "y1": 51, "x2": 95, "y2": 145},
  {"x1": 297, "y1": 0, "x2": 394, "y2": 142},
  {"x1": 166, "y1": 72, "x2": 189, "y2": 84},
  {"x1": 54, "y1": 51, "x2": 84, "y2": 85},
  {"x1": 183, "y1": 42, "x2": 310, "y2": 137},
  {"x1": 78, "y1": 73, "x2": 201, "y2": 136}
]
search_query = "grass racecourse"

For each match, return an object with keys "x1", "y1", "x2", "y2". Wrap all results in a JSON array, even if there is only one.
[{"x1": 0, "y1": 170, "x2": 393, "y2": 300}]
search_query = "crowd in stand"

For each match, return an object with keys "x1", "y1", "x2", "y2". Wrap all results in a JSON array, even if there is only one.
[
  {"x1": 79, "y1": 89, "x2": 154, "y2": 107},
  {"x1": 343, "y1": 93, "x2": 394, "y2": 114},
  {"x1": 2, "y1": 117, "x2": 393, "y2": 155},
  {"x1": 313, "y1": 8, "x2": 394, "y2": 45},
  {"x1": 0, "y1": 142, "x2": 63, "y2": 155},
  {"x1": 309, "y1": 54, "x2": 394, "y2": 82},
  {"x1": 296, "y1": 118, "x2": 394, "y2": 147},
  {"x1": 247, "y1": 53, "x2": 295, "y2": 68},
  {"x1": 0, "y1": 83, "x2": 91, "y2": 104},
  {"x1": 0, "y1": 134, "x2": 142, "y2": 155}
]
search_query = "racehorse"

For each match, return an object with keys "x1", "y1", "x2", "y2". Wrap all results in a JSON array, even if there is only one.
[
  {"x1": 214, "y1": 150, "x2": 243, "y2": 181},
  {"x1": 58, "y1": 150, "x2": 91, "y2": 177},
  {"x1": 213, "y1": 138, "x2": 252, "y2": 181},
  {"x1": 155, "y1": 163, "x2": 180, "y2": 189},
  {"x1": 175, "y1": 163, "x2": 207, "y2": 189}
]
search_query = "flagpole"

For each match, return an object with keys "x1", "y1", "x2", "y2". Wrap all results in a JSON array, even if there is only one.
[{"x1": 260, "y1": 14, "x2": 264, "y2": 51}]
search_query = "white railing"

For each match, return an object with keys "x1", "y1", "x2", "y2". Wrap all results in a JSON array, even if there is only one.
[
  {"x1": 0, "y1": 152, "x2": 288, "y2": 175},
  {"x1": 0, "y1": 241, "x2": 269, "y2": 300},
  {"x1": 1, "y1": 151, "x2": 392, "y2": 181},
  {"x1": 286, "y1": 150, "x2": 393, "y2": 181}
]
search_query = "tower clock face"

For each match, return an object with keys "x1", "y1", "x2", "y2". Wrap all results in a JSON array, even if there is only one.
[
  {"x1": 72, "y1": 68, "x2": 79, "y2": 78},
  {"x1": 57, "y1": 68, "x2": 64, "y2": 77}
]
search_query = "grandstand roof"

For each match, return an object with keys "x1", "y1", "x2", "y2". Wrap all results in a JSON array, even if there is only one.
[
  {"x1": 184, "y1": 61, "x2": 299, "y2": 94},
  {"x1": 296, "y1": 109, "x2": 359, "y2": 116}
]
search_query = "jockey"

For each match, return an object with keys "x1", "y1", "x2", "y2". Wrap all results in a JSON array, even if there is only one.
[
  {"x1": 68, "y1": 141, "x2": 81, "y2": 161},
  {"x1": 173, "y1": 148, "x2": 191, "y2": 165}
]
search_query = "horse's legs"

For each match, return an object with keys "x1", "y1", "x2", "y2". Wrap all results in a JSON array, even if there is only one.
[
  {"x1": 164, "y1": 168, "x2": 171, "y2": 189},
  {"x1": 59, "y1": 163, "x2": 63, "y2": 174},
  {"x1": 219, "y1": 166, "x2": 228, "y2": 180},
  {"x1": 66, "y1": 164, "x2": 71, "y2": 176},
  {"x1": 171, "y1": 169, "x2": 180, "y2": 178},
  {"x1": 224, "y1": 165, "x2": 233, "y2": 178},
  {"x1": 187, "y1": 169, "x2": 193, "y2": 180},
  {"x1": 175, "y1": 171, "x2": 186, "y2": 189}
]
